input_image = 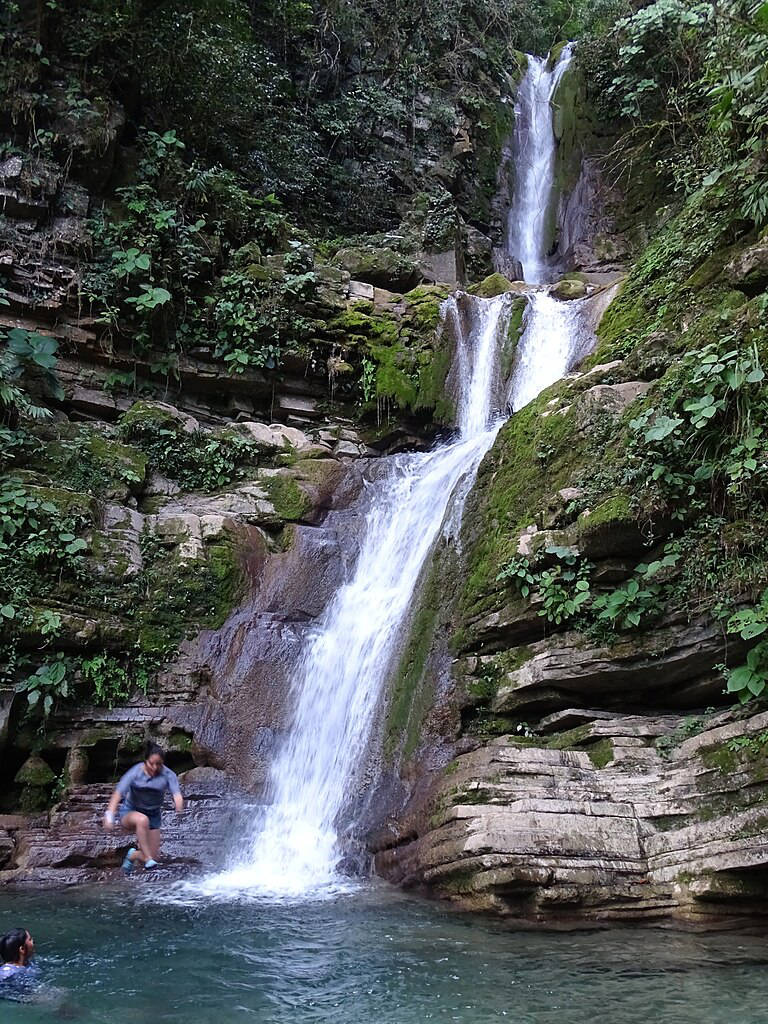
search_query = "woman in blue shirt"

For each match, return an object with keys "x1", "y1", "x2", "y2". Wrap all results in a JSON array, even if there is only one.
[
  {"x1": 103, "y1": 742, "x2": 184, "y2": 874},
  {"x1": 0, "y1": 928, "x2": 38, "y2": 1001}
]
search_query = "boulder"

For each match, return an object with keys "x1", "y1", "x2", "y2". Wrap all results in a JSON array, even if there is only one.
[
  {"x1": 331, "y1": 246, "x2": 421, "y2": 291},
  {"x1": 725, "y1": 241, "x2": 768, "y2": 295},
  {"x1": 551, "y1": 278, "x2": 588, "y2": 300},
  {"x1": 469, "y1": 273, "x2": 524, "y2": 298},
  {"x1": 572, "y1": 381, "x2": 650, "y2": 431}
]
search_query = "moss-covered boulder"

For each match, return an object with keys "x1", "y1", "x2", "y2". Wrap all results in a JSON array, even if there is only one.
[
  {"x1": 469, "y1": 272, "x2": 522, "y2": 297},
  {"x1": 15, "y1": 754, "x2": 56, "y2": 811},
  {"x1": 575, "y1": 494, "x2": 649, "y2": 559},
  {"x1": 725, "y1": 241, "x2": 768, "y2": 296},
  {"x1": 551, "y1": 278, "x2": 588, "y2": 300},
  {"x1": 120, "y1": 400, "x2": 199, "y2": 436},
  {"x1": 331, "y1": 246, "x2": 421, "y2": 292}
]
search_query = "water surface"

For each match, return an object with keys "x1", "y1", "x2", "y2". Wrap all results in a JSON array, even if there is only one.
[{"x1": 2, "y1": 885, "x2": 768, "y2": 1023}]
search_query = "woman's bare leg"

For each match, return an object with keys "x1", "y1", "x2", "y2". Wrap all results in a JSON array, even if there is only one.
[
  {"x1": 147, "y1": 829, "x2": 161, "y2": 862},
  {"x1": 121, "y1": 812, "x2": 151, "y2": 862}
]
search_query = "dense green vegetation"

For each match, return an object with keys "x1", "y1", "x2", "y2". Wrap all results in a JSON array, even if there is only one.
[
  {"x1": 2, "y1": 0, "x2": 768, "y2": 732},
  {"x1": 470, "y1": 0, "x2": 768, "y2": 709}
]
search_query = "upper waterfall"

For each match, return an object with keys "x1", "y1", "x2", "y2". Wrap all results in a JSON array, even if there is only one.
[{"x1": 506, "y1": 45, "x2": 574, "y2": 284}]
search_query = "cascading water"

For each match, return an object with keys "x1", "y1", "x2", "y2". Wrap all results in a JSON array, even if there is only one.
[
  {"x1": 505, "y1": 45, "x2": 574, "y2": 284},
  {"x1": 198, "y1": 42, "x2": 595, "y2": 901},
  {"x1": 199, "y1": 295, "x2": 511, "y2": 898},
  {"x1": 508, "y1": 291, "x2": 595, "y2": 411}
]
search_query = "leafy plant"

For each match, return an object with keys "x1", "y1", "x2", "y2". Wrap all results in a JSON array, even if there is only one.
[
  {"x1": 537, "y1": 547, "x2": 592, "y2": 626},
  {"x1": 16, "y1": 654, "x2": 71, "y2": 717},
  {"x1": 1, "y1": 328, "x2": 63, "y2": 421},
  {"x1": 725, "y1": 590, "x2": 768, "y2": 703},
  {"x1": 80, "y1": 652, "x2": 148, "y2": 707},
  {"x1": 118, "y1": 416, "x2": 259, "y2": 491},
  {"x1": 593, "y1": 553, "x2": 678, "y2": 630},
  {"x1": 496, "y1": 555, "x2": 536, "y2": 597},
  {"x1": 125, "y1": 284, "x2": 172, "y2": 311}
]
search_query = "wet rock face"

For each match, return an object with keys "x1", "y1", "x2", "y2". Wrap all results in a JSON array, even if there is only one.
[
  {"x1": 374, "y1": 707, "x2": 768, "y2": 926},
  {"x1": 0, "y1": 770, "x2": 244, "y2": 886},
  {"x1": 725, "y1": 241, "x2": 768, "y2": 296},
  {"x1": 371, "y1": 329, "x2": 767, "y2": 925}
]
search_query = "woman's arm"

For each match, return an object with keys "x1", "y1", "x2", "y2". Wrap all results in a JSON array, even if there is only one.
[
  {"x1": 165, "y1": 766, "x2": 184, "y2": 814},
  {"x1": 103, "y1": 789, "x2": 121, "y2": 830}
]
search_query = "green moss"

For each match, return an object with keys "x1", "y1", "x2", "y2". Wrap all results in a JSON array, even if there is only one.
[
  {"x1": 24, "y1": 484, "x2": 95, "y2": 520},
  {"x1": 469, "y1": 273, "x2": 517, "y2": 298},
  {"x1": 546, "y1": 724, "x2": 592, "y2": 749},
  {"x1": 383, "y1": 553, "x2": 448, "y2": 761},
  {"x1": 87, "y1": 435, "x2": 147, "y2": 484},
  {"x1": 577, "y1": 493, "x2": 631, "y2": 535},
  {"x1": 496, "y1": 645, "x2": 534, "y2": 674},
  {"x1": 119, "y1": 400, "x2": 181, "y2": 432},
  {"x1": 14, "y1": 754, "x2": 56, "y2": 787},
  {"x1": 133, "y1": 534, "x2": 244, "y2": 659},
  {"x1": 470, "y1": 97, "x2": 516, "y2": 226},
  {"x1": 167, "y1": 729, "x2": 193, "y2": 752},
  {"x1": 586, "y1": 739, "x2": 614, "y2": 768},
  {"x1": 460, "y1": 390, "x2": 582, "y2": 619},
  {"x1": 263, "y1": 475, "x2": 312, "y2": 521},
  {"x1": 500, "y1": 296, "x2": 527, "y2": 377},
  {"x1": 415, "y1": 344, "x2": 454, "y2": 423},
  {"x1": 119, "y1": 733, "x2": 144, "y2": 754},
  {"x1": 371, "y1": 340, "x2": 419, "y2": 409}
]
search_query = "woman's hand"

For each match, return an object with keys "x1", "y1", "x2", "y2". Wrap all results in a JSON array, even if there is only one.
[{"x1": 103, "y1": 809, "x2": 116, "y2": 831}]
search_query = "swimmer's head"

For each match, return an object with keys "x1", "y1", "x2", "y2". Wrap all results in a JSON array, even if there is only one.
[
  {"x1": 0, "y1": 928, "x2": 34, "y2": 965},
  {"x1": 144, "y1": 741, "x2": 165, "y2": 777}
]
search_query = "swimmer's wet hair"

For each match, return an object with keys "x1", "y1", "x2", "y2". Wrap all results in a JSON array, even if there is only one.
[{"x1": 0, "y1": 929, "x2": 29, "y2": 963}]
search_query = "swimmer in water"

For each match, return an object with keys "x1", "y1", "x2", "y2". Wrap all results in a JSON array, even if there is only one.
[
  {"x1": 0, "y1": 928, "x2": 38, "y2": 1000},
  {"x1": 103, "y1": 741, "x2": 184, "y2": 875}
]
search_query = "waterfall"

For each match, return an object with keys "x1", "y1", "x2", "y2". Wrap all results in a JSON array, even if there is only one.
[
  {"x1": 506, "y1": 45, "x2": 574, "y2": 284},
  {"x1": 509, "y1": 291, "x2": 594, "y2": 411},
  {"x1": 196, "y1": 42, "x2": 595, "y2": 901},
  {"x1": 200, "y1": 295, "x2": 510, "y2": 898}
]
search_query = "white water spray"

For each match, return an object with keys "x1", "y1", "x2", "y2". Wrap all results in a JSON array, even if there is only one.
[
  {"x1": 506, "y1": 46, "x2": 574, "y2": 284},
  {"x1": 509, "y1": 291, "x2": 594, "y2": 411}
]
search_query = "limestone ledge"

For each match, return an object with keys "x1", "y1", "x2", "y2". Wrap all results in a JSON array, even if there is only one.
[{"x1": 375, "y1": 708, "x2": 768, "y2": 926}]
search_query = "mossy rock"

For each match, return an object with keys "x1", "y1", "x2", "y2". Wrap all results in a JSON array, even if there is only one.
[
  {"x1": 460, "y1": 388, "x2": 582, "y2": 618},
  {"x1": 547, "y1": 40, "x2": 569, "y2": 69},
  {"x1": 119, "y1": 400, "x2": 196, "y2": 435},
  {"x1": 575, "y1": 494, "x2": 645, "y2": 559},
  {"x1": 501, "y1": 296, "x2": 528, "y2": 377},
  {"x1": 15, "y1": 754, "x2": 56, "y2": 787},
  {"x1": 262, "y1": 474, "x2": 313, "y2": 522},
  {"x1": 469, "y1": 273, "x2": 520, "y2": 298},
  {"x1": 331, "y1": 245, "x2": 420, "y2": 292},
  {"x1": 232, "y1": 240, "x2": 263, "y2": 267},
  {"x1": 86, "y1": 434, "x2": 147, "y2": 488},
  {"x1": 24, "y1": 484, "x2": 96, "y2": 521},
  {"x1": 551, "y1": 278, "x2": 587, "y2": 301}
]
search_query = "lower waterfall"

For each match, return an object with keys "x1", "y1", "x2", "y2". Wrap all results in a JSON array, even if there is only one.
[{"x1": 196, "y1": 286, "x2": 596, "y2": 899}]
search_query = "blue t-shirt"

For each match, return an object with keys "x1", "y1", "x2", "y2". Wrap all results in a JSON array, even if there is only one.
[
  {"x1": 116, "y1": 763, "x2": 181, "y2": 813},
  {"x1": 0, "y1": 963, "x2": 39, "y2": 1001}
]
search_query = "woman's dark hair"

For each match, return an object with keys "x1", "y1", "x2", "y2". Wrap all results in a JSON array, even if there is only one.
[
  {"x1": 144, "y1": 741, "x2": 165, "y2": 762},
  {"x1": 0, "y1": 928, "x2": 28, "y2": 963}
]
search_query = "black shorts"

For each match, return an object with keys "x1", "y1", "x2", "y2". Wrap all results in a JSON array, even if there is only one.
[{"x1": 121, "y1": 802, "x2": 162, "y2": 830}]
